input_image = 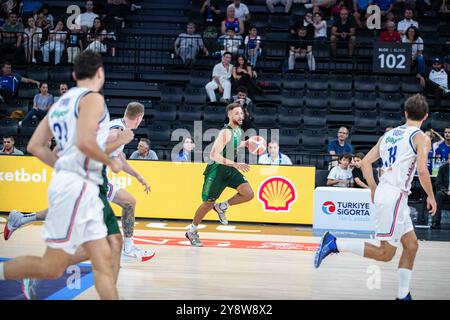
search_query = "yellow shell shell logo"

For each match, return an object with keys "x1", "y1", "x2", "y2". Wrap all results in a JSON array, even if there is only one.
[{"x1": 258, "y1": 176, "x2": 297, "y2": 212}]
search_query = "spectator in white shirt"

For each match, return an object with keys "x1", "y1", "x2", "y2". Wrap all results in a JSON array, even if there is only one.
[
  {"x1": 228, "y1": 0, "x2": 251, "y2": 22},
  {"x1": 219, "y1": 27, "x2": 244, "y2": 57},
  {"x1": 327, "y1": 153, "x2": 354, "y2": 187},
  {"x1": 397, "y1": 8, "x2": 419, "y2": 37},
  {"x1": 205, "y1": 52, "x2": 234, "y2": 102},
  {"x1": 266, "y1": 0, "x2": 293, "y2": 14},
  {"x1": 258, "y1": 141, "x2": 293, "y2": 165},
  {"x1": 313, "y1": 12, "x2": 327, "y2": 41},
  {"x1": 76, "y1": 0, "x2": 99, "y2": 33}
]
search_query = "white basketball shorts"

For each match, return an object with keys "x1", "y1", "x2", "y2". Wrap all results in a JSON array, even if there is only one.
[
  {"x1": 43, "y1": 171, "x2": 107, "y2": 255},
  {"x1": 373, "y1": 184, "x2": 414, "y2": 247}
]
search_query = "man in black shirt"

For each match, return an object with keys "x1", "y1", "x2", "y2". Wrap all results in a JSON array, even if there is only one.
[
  {"x1": 330, "y1": 7, "x2": 356, "y2": 58},
  {"x1": 352, "y1": 152, "x2": 370, "y2": 189},
  {"x1": 432, "y1": 153, "x2": 450, "y2": 229},
  {"x1": 288, "y1": 26, "x2": 316, "y2": 71}
]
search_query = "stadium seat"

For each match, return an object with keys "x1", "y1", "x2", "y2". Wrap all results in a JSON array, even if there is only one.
[
  {"x1": 148, "y1": 122, "x2": 172, "y2": 145},
  {"x1": 152, "y1": 103, "x2": 177, "y2": 121},
  {"x1": 26, "y1": 66, "x2": 48, "y2": 82},
  {"x1": 203, "y1": 104, "x2": 228, "y2": 124},
  {"x1": 282, "y1": 74, "x2": 307, "y2": 90},
  {"x1": 184, "y1": 85, "x2": 207, "y2": 105},
  {"x1": 401, "y1": 77, "x2": 423, "y2": 93},
  {"x1": 253, "y1": 105, "x2": 278, "y2": 126},
  {"x1": 301, "y1": 129, "x2": 327, "y2": 152},
  {"x1": 353, "y1": 110, "x2": 379, "y2": 134},
  {"x1": 378, "y1": 93, "x2": 403, "y2": 112},
  {"x1": 306, "y1": 74, "x2": 329, "y2": 91},
  {"x1": 160, "y1": 83, "x2": 185, "y2": 104},
  {"x1": 278, "y1": 129, "x2": 301, "y2": 148},
  {"x1": 354, "y1": 92, "x2": 378, "y2": 111},
  {"x1": 329, "y1": 74, "x2": 353, "y2": 91},
  {"x1": 430, "y1": 112, "x2": 450, "y2": 133},
  {"x1": 379, "y1": 111, "x2": 404, "y2": 128},
  {"x1": 304, "y1": 90, "x2": 328, "y2": 110},
  {"x1": 0, "y1": 120, "x2": 18, "y2": 136},
  {"x1": 328, "y1": 91, "x2": 353, "y2": 113},
  {"x1": 354, "y1": 75, "x2": 377, "y2": 92},
  {"x1": 303, "y1": 107, "x2": 327, "y2": 128},
  {"x1": 278, "y1": 106, "x2": 302, "y2": 127},
  {"x1": 178, "y1": 104, "x2": 203, "y2": 122},
  {"x1": 376, "y1": 76, "x2": 401, "y2": 93}
]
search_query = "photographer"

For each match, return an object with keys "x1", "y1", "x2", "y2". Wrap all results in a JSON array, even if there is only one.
[{"x1": 230, "y1": 86, "x2": 255, "y2": 131}]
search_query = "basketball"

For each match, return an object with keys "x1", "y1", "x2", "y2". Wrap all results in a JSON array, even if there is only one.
[{"x1": 247, "y1": 136, "x2": 267, "y2": 155}]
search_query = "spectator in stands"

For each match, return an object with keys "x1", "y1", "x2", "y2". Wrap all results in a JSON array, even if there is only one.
[
  {"x1": 42, "y1": 20, "x2": 67, "y2": 65},
  {"x1": 373, "y1": 0, "x2": 395, "y2": 17},
  {"x1": 330, "y1": 7, "x2": 356, "y2": 58},
  {"x1": 205, "y1": 51, "x2": 233, "y2": 103},
  {"x1": 34, "y1": 8, "x2": 52, "y2": 37},
  {"x1": 0, "y1": 61, "x2": 40, "y2": 104},
  {"x1": 402, "y1": 26, "x2": 425, "y2": 74},
  {"x1": 435, "y1": 127, "x2": 450, "y2": 161},
  {"x1": 328, "y1": 126, "x2": 353, "y2": 160},
  {"x1": 228, "y1": 0, "x2": 251, "y2": 23},
  {"x1": 23, "y1": 16, "x2": 42, "y2": 63},
  {"x1": 232, "y1": 55, "x2": 259, "y2": 98},
  {"x1": 67, "y1": 25, "x2": 84, "y2": 63},
  {"x1": 0, "y1": 12, "x2": 24, "y2": 61},
  {"x1": 313, "y1": 12, "x2": 327, "y2": 41},
  {"x1": 379, "y1": 21, "x2": 401, "y2": 42},
  {"x1": 353, "y1": 0, "x2": 373, "y2": 28},
  {"x1": 327, "y1": 153, "x2": 353, "y2": 187},
  {"x1": 258, "y1": 141, "x2": 293, "y2": 165},
  {"x1": 397, "y1": 7, "x2": 419, "y2": 37},
  {"x1": 219, "y1": 27, "x2": 244, "y2": 57},
  {"x1": 290, "y1": 11, "x2": 314, "y2": 39},
  {"x1": 416, "y1": 57, "x2": 450, "y2": 109},
  {"x1": 78, "y1": 0, "x2": 99, "y2": 32},
  {"x1": 174, "y1": 136, "x2": 195, "y2": 162},
  {"x1": 20, "y1": 82, "x2": 53, "y2": 126},
  {"x1": 54, "y1": 83, "x2": 68, "y2": 103},
  {"x1": 351, "y1": 152, "x2": 370, "y2": 188},
  {"x1": 85, "y1": 17, "x2": 109, "y2": 54},
  {"x1": 433, "y1": 152, "x2": 450, "y2": 229},
  {"x1": 175, "y1": 22, "x2": 209, "y2": 67},
  {"x1": 130, "y1": 138, "x2": 159, "y2": 160},
  {"x1": 416, "y1": 0, "x2": 444, "y2": 17},
  {"x1": 0, "y1": 135, "x2": 24, "y2": 155},
  {"x1": 221, "y1": 5, "x2": 244, "y2": 35},
  {"x1": 231, "y1": 86, "x2": 255, "y2": 130},
  {"x1": 331, "y1": 0, "x2": 352, "y2": 19},
  {"x1": 306, "y1": 0, "x2": 337, "y2": 12},
  {"x1": 244, "y1": 26, "x2": 261, "y2": 67},
  {"x1": 105, "y1": 0, "x2": 141, "y2": 28},
  {"x1": 0, "y1": 0, "x2": 22, "y2": 18},
  {"x1": 288, "y1": 26, "x2": 316, "y2": 71},
  {"x1": 383, "y1": 11, "x2": 396, "y2": 29},
  {"x1": 425, "y1": 128, "x2": 445, "y2": 172},
  {"x1": 201, "y1": 0, "x2": 221, "y2": 27},
  {"x1": 266, "y1": 0, "x2": 294, "y2": 13},
  {"x1": 40, "y1": 3, "x2": 54, "y2": 29}
]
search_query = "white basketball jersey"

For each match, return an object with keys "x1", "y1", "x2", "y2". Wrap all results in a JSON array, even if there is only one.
[
  {"x1": 48, "y1": 87, "x2": 110, "y2": 185},
  {"x1": 108, "y1": 118, "x2": 126, "y2": 157},
  {"x1": 379, "y1": 124, "x2": 423, "y2": 193}
]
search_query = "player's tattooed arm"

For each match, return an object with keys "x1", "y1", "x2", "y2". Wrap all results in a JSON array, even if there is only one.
[{"x1": 122, "y1": 203, "x2": 135, "y2": 238}]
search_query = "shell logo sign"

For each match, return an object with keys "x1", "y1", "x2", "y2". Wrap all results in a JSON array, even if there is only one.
[{"x1": 258, "y1": 176, "x2": 297, "y2": 212}]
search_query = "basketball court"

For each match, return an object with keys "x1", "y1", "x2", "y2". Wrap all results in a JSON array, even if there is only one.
[{"x1": 1, "y1": 217, "x2": 449, "y2": 300}]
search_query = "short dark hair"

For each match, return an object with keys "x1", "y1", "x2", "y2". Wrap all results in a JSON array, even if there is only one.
[
  {"x1": 226, "y1": 26, "x2": 235, "y2": 32},
  {"x1": 223, "y1": 51, "x2": 232, "y2": 57},
  {"x1": 3, "y1": 135, "x2": 15, "y2": 142},
  {"x1": 405, "y1": 26, "x2": 419, "y2": 41},
  {"x1": 236, "y1": 86, "x2": 247, "y2": 94},
  {"x1": 73, "y1": 50, "x2": 103, "y2": 80},
  {"x1": 140, "y1": 138, "x2": 151, "y2": 148},
  {"x1": 339, "y1": 153, "x2": 352, "y2": 162},
  {"x1": 1, "y1": 61, "x2": 12, "y2": 68},
  {"x1": 226, "y1": 103, "x2": 242, "y2": 113},
  {"x1": 353, "y1": 152, "x2": 365, "y2": 160},
  {"x1": 404, "y1": 94, "x2": 428, "y2": 121}
]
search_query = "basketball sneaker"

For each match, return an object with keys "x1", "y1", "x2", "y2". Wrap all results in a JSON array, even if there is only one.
[
  {"x1": 314, "y1": 231, "x2": 339, "y2": 268},
  {"x1": 22, "y1": 278, "x2": 40, "y2": 300},
  {"x1": 122, "y1": 246, "x2": 156, "y2": 263},
  {"x1": 213, "y1": 202, "x2": 228, "y2": 225},
  {"x1": 185, "y1": 231, "x2": 203, "y2": 247},
  {"x1": 397, "y1": 293, "x2": 412, "y2": 300},
  {"x1": 4, "y1": 210, "x2": 23, "y2": 240}
]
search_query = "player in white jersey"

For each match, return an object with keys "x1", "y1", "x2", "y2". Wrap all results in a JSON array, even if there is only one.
[
  {"x1": 0, "y1": 51, "x2": 123, "y2": 300},
  {"x1": 5, "y1": 102, "x2": 155, "y2": 263},
  {"x1": 314, "y1": 94, "x2": 437, "y2": 300}
]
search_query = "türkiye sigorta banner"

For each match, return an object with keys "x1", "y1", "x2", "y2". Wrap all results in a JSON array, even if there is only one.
[{"x1": 0, "y1": 156, "x2": 315, "y2": 224}]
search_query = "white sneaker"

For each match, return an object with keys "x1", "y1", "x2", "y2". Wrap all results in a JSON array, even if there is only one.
[
  {"x1": 213, "y1": 202, "x2": 228, "y2": 225},
  {"x1": 4, "y1": 210, "x2": 23, "y2": 240},
  {"x1": 121, "y1": 246, "x2": 156, "y2": 262},
  {"x1": 304, "y1": 3, "x2": 313, "y2": 9}
]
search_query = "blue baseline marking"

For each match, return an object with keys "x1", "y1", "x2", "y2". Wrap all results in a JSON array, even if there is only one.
[{"x1": 45, "y1": 272, "x2": 94, "y2": 300}]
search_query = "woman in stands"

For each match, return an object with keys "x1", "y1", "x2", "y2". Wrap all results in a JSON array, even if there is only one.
[
  {"x1": 20, "y1": 82, "x2": 54, "y2": 127},
  {"x1": 86, "y1": 17, "x2": 109, "y2": 54},
  {"x1": 232, "y1": 55, "x2": 259, "y2": 99},
  {"x1": 221, "y1": 6, "x2": 244, "y2": 35},
  {"x1": 23, "y1": 16, "x2": 42, "y2": 63},
  {"x1": 41, "y1": 20, "x2": 67, "y2": 65},
  {"x1": 402, "y1": 26, "x2": 425, "y2": 75}
]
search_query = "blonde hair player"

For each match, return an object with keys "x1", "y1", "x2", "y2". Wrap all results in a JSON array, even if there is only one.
[
  {"x1": 0, "y1": 50, "x2": 123, "y2": 299},
  {"x1": 5, "y1": 102, "x2": 155, "y2": 263},
  {"x1": 185, "y1": 103, "x2": 254, "y2": 246},
  {"x1": 314, "y1": 94, "x2": 437, "y2": 300}
]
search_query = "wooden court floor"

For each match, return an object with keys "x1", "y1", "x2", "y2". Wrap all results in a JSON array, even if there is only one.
[{"x1": 1, "y1": 217, "x2": 449, "y2": 300}]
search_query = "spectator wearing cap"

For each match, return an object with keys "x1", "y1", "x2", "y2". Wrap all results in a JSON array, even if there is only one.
[
  {"x1": 0, "y1": 136, "x2": 24, "y2": 155},
  {"x1": 258, "y1": 141, "x2": 293, "y2": 165},
  {"x1": 129, "y1": 138, "x2": 159, "y2": 160},
  {"x1": 379, "y1": 21, "x2": 401, "y2": 43},
  {"x1": 416, "y1": 57, "x2": 450, "y2": 109},
  {"x1": 327, "y1": 153, "x2": 354, "y2": 187}
]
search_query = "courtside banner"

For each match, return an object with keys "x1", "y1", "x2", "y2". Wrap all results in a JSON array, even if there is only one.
[{"x1": 0, "y1": 156, "x2": 315, "y2": 224}]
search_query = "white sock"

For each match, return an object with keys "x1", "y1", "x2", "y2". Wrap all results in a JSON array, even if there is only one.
[
  {"x1": 336, "y1": 239, "x2": 365, "y2": 257},
  {"x1": 189, "y1": 224, "x2": 197, "y2": 233},
  {"x1": 220, "y1": 201, "x2": 229, "y2": 210},
  {"x1": 398, "y1": 268, "x2": 412, "y2": 299},
  {"x1": 20, "y1": 213, "x2": 37, "y2": 225},
  {"x1": 123, "y1": 237, "x2": 134, "y2": 253},
  {"x1": 0, "y1": 262, "x2": 5, "y2": 280}
]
